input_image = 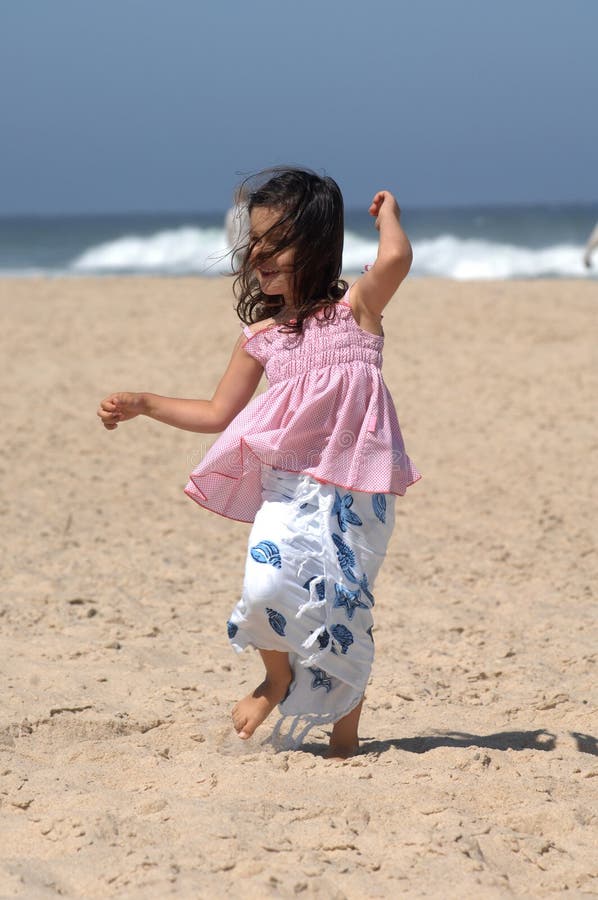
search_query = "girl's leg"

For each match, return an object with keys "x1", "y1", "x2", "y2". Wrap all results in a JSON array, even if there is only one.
[
  {"x1": 327, "y1": 698, "x2": 364, "y2": 759},
  {"x1": 232, "y1": 649, "x2": 292, "y2": 739}
]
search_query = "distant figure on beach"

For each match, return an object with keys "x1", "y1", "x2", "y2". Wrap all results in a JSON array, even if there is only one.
[
  {"x1": 98, "y1": 167, "x2": 419, "y2": 759},
  {"x1": 225, "y1": 186, "x2": 250, "y2": 270},
  {"x1": 583, "y1": 222, "x2": 598, "y2": 268}
]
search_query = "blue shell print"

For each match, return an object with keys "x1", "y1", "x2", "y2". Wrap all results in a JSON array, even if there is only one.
[
  {"x1": 331, "y1": 533, "x2": 359, "y2": 583},
  {"x1": 309, "y1": 666, "x2": 332, "y2": 693},
  {"x1": 333, "y1": 583, "x2": 368, "y2": 620},
  {"x1": 330, "y1": 624, "x2": 354, "y2": 655},
  {"x1": 308, "y1": 628, "x2": 330, "y2": 650},
  {"x1": 227, "y1": 620, "x2": 238, "y2": 639},
  {"x1": 372, "y1": 493, "x2": 386, "y2": 524},
  {"x1": 265, "y1": 607, "x2": 287, "y2": 637},
  {"x1": 250, "y1": 540, "x2": 282, "y2": 569},
  {"x1": 332, "y1": 490, "x2": 363, "y2": 533},
  {"x1": 302, "y1": 577, "x2": 326, "y2": 601}
]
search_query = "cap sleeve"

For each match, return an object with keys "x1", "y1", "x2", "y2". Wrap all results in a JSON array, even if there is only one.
[{"x1": 241, "y1": 325, "x2": 271, "y2": 368}]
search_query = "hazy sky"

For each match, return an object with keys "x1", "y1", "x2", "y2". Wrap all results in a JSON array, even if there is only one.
[{"x1": 1, "y1": 0, "x2": 596, "y2": 213}]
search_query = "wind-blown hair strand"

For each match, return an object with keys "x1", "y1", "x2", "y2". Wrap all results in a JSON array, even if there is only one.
[{"x1": 233, "y1": 167, "x2": 348, "y2": 333}]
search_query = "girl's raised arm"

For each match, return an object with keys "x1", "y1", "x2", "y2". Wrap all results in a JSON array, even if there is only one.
[
  {"x1": 97, "y1": 334, "x2": 264, "y2": 434},
  {"x1": 350, "y1": 190, "x2": 413, "y2": 319}
]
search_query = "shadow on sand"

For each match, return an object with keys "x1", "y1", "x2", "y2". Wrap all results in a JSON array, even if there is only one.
[
  {"x1": 358, "y1": 729, "x2": 557, "y2": 756},
  {"x1": 352, "y1": 729, "x2": 598, "y2": 757},
  {"x1": 570, "y1": 732, "x2": 598, "y2": 756},
  {"x1": 296, "y1": 730, "x2": 598, "y2": 758},
  {"x1": 299, "y1": 728, "x2": 598, "y2": 758}
]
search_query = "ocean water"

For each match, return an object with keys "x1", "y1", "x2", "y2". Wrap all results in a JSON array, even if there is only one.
[{"x1": 0, "y1": 204, "x2": 597, "y2": 280}]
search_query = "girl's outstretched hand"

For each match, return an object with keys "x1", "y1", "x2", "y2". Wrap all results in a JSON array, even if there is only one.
[
  {"x1": 97, "y1": 392, "x2": 145, "y2": 430},
  {"x1": 369, "y1": 190, "x2": 401, "y2": 231}
]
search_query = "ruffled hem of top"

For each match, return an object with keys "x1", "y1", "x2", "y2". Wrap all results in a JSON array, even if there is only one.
[{"x1": 184, "y1": 435, "x2": 421, "y2": 524}]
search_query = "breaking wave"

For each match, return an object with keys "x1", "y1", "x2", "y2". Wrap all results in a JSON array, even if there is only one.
[{"x1": 62, "y1": 228, "x2": 597, "y2": 279}]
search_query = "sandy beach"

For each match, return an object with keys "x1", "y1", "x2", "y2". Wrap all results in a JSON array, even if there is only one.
[{"x1": 0, "y1": 275, "x2": 596, "y2": 898}]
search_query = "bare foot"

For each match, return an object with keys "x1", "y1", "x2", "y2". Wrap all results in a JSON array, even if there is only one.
[
  {"x1": 326, "y1": 698, "x2": 363, "y2": 759},
  {"x1": 326, "y1": 740, "x2": 360, "y2": 761},
  {"x1": 232, "y1": 676, "x2": 291, "y2": 740}
]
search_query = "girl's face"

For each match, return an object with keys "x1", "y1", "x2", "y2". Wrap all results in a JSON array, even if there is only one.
[{"x1": 249, "y1": 206, "x2": 296, "y2": 304}]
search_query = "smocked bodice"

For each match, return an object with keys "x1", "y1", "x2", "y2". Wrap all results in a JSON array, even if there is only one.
[{"x1": 242, "y1": 302, "x2": 384, "y2": 384}]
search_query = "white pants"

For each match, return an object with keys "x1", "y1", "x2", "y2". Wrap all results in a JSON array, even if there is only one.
[{"x1": 227, "y1": 465, "x2": 396, "y2": 733}]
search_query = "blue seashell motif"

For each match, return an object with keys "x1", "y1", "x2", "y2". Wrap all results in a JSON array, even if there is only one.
[
  {"x1": 226, "y1": 620, "x2": 238, "y2": 639},
  {"x1": 366, "y1": 625, "x2": 375, "y2": 642},
  {"x1": 372, "y1": 493, "x2": 386, "y2": 524},
  {"x1": 332, "y1": 490, "x2": 363, "y2": 533},
  {"x1": 250, "y1": 540, "x2": 282, "y2": 569},
  {"x1": 358, "y1": 572, "x2": 375, "y2": 605},
  {"x1": 309, "y1": 666, "x2": 332, "y2": 693},
  {"x1": 330, "y1": 623, "x2": 354, "y2": 655},
  {"x1": 333, "y1": 583, "x2": 368, "y2": 620},
  {"x1": 309, "y1": 628, "x2": 331, "y2": 650},
  {"x1": 317, "y1": 628, "x2": 330, "y2": 649},
  {"x1": 302, "y1": 577, "x2": 326, "y2": 601},
  {"x1": 332, "y1": 533, "x2": 358, "y2": 583},
  {"x1": 265, "y1": 607, "x2": 286, "y2": 637}
]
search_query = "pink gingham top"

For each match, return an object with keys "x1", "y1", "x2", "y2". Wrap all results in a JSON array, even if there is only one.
[{"x1": 184, "y1": 294, "x2": 421, "y2": 523}]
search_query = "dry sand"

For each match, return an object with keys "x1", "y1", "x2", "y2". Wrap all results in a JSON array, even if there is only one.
[{"x1": 0, "y1": 276, "x2": 596, "y2": 898}]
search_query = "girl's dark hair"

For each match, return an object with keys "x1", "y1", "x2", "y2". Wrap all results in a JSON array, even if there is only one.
[{"x1": 233, "y1": 167, "x2": 348, "y2": 333}]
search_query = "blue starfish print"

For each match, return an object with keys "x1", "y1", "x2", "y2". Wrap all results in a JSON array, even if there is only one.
[
  {"x1": 333, "y1": 583, "x2": 368, "y2": 620},
  {"x1": 332, "y1": 490, "x2": 363, "y2": 533},
  {"x1": 308, "y1": 666, "x2": 332, "y2": 693}
]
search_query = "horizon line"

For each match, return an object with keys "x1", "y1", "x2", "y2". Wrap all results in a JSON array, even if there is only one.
[{"x1": 1, "y1": 198, "x2": 598, "y2": 220}]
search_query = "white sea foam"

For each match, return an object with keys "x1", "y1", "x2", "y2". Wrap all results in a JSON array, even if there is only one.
[
  {"x1": 71, "y1": 227, "x2": 232, "y2": 275},
  {"x1": 68, "y1": 227, "x2": 595, "y2": 279},
  {"x1": 411, "y1": 235, "x2": 591, "y2": 279}
]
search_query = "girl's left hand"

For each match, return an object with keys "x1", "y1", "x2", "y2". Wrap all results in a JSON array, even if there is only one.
[{"x1": 369, "y1": 190, "x2": 401, "y2": 230}]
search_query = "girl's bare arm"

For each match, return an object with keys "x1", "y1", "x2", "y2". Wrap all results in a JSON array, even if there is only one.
[
  {"x1": 97, "y1": 335, "x2": 264, "y2": 433},
  {"x1": 351, "y1": 190, "x2": 413, "y2": 319}
]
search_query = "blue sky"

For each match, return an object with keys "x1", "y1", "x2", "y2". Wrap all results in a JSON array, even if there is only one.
[{"x1": 1, "y1": 0, "x2": 596, "y2": 213}]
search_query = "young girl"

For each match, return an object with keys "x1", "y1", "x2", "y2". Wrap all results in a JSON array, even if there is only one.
[{"x1": 98, "y1": 167, "x2": 420, "y2": 758}]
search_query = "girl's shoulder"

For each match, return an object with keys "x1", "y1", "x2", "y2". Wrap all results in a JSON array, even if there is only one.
[
  {"x1": 340, "y1": 287, "x2": 384, "y2": 339},
  {"x1": 241, "y1": 317, "x2": 279, "y2": 341}
]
